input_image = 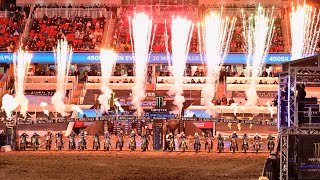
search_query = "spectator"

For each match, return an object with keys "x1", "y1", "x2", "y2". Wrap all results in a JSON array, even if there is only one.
[
  {"x1": 232, "y1": 80, "x2": 238, "y2": 84},
  {"x1": 74, "y1": 69, "x2": 80, "y2": 77},
  {"x1": 221, "y1": 95, "x2": 228, "y2": 105},
  {"x1": 229, "y1": 97, "x2": 235, "y2": 105},
  {"x1": 259, "y1": 80, "x2": 264, "y2": 84}
]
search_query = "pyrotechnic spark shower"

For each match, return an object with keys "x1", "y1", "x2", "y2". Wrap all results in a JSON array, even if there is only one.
[
  {"x1": 200, "y1": 11, "x2": 235, "y2": 116},
  {"x1": 13, "y1": 48, "x2": 32, "y2": 118},
  {"x1": 98, "y1": 49, "x2": 117, "y2": 113},
  {"x1": 51, "y1": 39, "x2": 72, "y2": 116},
  {"x1": 129, "y1": 13, "x2": 154, "y2": 116},
  {"x1": 290, "y1": 1, "x2": 320, "y2": 60},
  {"x1": 168, "y1": 16, "x2": 194, "y2": 115},
  {"x1": 242, "y1": 5, "x2": 275, "y2": 106}
]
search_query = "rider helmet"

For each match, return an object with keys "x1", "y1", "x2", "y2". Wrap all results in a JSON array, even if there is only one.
[
  {"x1": 120, "y1": 130, "x2": 123, "y2": 134},
  {"x1": 131, "y1": 131, "x2": 135, "y2": 134},
  {"x1": 256, "y1": 133, "x2": 259, "y2": 136},
  {"x1": 195, "y1": 132, "x2": 198, "y2": 136},
  {"x1": 181, "y1": 132, "x2": 184, "y2": 135},
  {"x1": 233, "y1": 131, "x2": 236, "y2": 134}
]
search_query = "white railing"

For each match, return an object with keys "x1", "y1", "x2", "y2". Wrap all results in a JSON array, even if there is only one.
[
  {"x1": 87, "y1": 76, "x2": 135, "y2": 83},
  {"x1": 226, "y1": 77, "x2": 278, "y2": 84},
  {"x1": 24, "y1": 83, "x2": 74, "y2": 90},
  {"x1": 35, "y1": 8, "x2": 110, "y2": 18},
  {"x1": 26, "y1": 76, "x2": 76, "y2": 83},
  {"x1": 227, "y1": 84, "x2": 278, "y2": 92},
  {"x1": 156, "y1": 76, "x2": 208, "y2": 84}
]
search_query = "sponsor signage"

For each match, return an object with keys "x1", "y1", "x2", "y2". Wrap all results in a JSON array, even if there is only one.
[
  {"x1": 25, "y1": 90, "x2": 55, "y2": 96},
  {"x1": 232, "y1": 91, "x2": 277, "y2": 98},
  {"x1": 298, "y1": 135, "x2": 320, "y2": 179},
  {"x1": 13, "y1": 116, "x2": 276, "y2": 125},
  {"x1": 153, "y1": 119, "x2": 163, "y2": 150},
  {"x1": 0, "y1": 52, "x2": 292, "y2": 64}
]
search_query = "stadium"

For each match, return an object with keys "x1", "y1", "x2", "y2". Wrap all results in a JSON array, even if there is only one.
[{"x1": 0, "y1": 0, "x2": 320, "y2": 179}]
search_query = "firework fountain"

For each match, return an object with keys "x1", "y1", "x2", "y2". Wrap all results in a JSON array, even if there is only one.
[
  {"x1": 200, "y1": 11, "x2": 235, "y2": 116},
  {"x1": 129, "y1": 13, "x2": 154, "y2": 116},
  {"x1": 13, "y1": 48, "x2": 32, "y2": 118},
  {"x1": 168, "y1": 16, "x2": 193, "y2": 115},
  {"x1": 290, "y1": 1, "x2": 320, "y2": 60},
  {"x1": 51, "y1": 39, "x2": 72, "y2": 116},
  {"x1": 98, "y1": 49, "x2": 117, "y2": 113},
  {"x1": 242, "y1": 6, "x2": 275, "y2": 106}
]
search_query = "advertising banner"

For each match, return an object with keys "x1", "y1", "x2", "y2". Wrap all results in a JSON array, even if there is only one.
[
  {"x1": 153, "y1": 119, "x2": 164, "y2": 150},
  {"x1": 0, "y1": 52, "x2": 291, "y2": 64},
  {"x1": 298, "y1": 135, "x2": 320, "y2": 179}
]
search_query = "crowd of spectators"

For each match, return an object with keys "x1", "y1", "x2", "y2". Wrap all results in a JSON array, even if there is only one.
[
  {"x1": 0, "y1": 4, "x2": 31, "y2": 51},
  {"x1": 26, "y1": 15, "x2": 106, "y2": 51},
  {"x1": 211, "y1": 95, "x2": 235, "y2": 106}
]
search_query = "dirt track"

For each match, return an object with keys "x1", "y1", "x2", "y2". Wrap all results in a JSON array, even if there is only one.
[{"x1": 0, "y1": 151, "x2": 268, "y2": 180}]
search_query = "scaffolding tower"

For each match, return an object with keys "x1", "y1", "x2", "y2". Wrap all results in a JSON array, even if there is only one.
[{"x1": 278, "y1": 56, "x2": 320, "y2": 180}]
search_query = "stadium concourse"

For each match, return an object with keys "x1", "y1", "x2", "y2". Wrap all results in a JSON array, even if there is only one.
[{"x1": 0, "y1": 1, "x2": 320, "y2": 180}]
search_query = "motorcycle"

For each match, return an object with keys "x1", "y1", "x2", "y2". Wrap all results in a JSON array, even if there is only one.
[
  {"x1": 129, "y1": 137, "x2": 136, "y2": 151},
  {"x1": 56, "y1": 137, "x2": 63, "y2": 150},
  {"x1": 268, "y1": 140, "x2": 275, "y2": 153},
  {"x1": 116, "y1": 138, "x2": 124, "y2": 151},
  {"x1": 46, "y1": 136, "x2": 52, "y2": 150},
  {"x1": 69, "y1": 137, "x2": 76, "y2": 150},
  {"x1": 242, "y1": 139, "x2": 249, "y2": 153},
  {"x1": 20, "y1": 137, "x2": 27, "y2": 151},
  {"x1": 31, "y1": 137, "x2": 39, "y2": 150},
  {"x1": 194, "y1": 140, "x2": 201, "y2": 153},
  {"x1": 217, "y1": 139, "x2": 224, "y2": 153},
  {"x1": 93, "y1": 136, "x2": 100, "y2": 151},
  {"x1": 141, "y1": 137, "x2": 148, "y2": 152},
  {"x1": 230, "y1": 138, "x2": 238, "y2": 153},
  {"x1": 180, "y1": 139, "x2": 187, "y2": 152},
  {"x1": 78, "y1": 137, "x2": 86, "y2": 150},
  {"x1": 104, "y1": 137, "x2": 111, "y2": 151},
  {"x1": 253, "y1": 140, "x2": 260, "y2": 154}
]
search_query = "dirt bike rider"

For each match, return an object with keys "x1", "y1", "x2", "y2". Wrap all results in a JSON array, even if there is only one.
[
  {"x1": 267, "y1": 134, "x2": 275, "y2": 151},
  {"x1": 55, "y1": 131, "x2": 64, "y2": 146},
  {"x1": 194, "y1": 132, "x2": 201, "y2": 150},
  {"x1": 217, "y1": 133, "x2": 224, "y2": 148},
  {"x1": 31, "y1": 132, "x2": 40, "y2": 146},
  {"x1": 180, "y1": 131, "x2": 187, "y2": 149},
  {"x1": 20, "y1": 132, "x2": 29, "y2": 146},
  {"x1": 116, "y1": 130, "x2": 124, "y2": 149},
  {"x1": 68, "y1": 130, "x2": 76, "y2": 149},
  {"x1": 141, "y1": 133, "x2": 149, "y2": 151},
  {"x1": 205, "y1": 132, "x2": 213, "y2": 150},
  {"x1": 253, "y1": 133, "x2": 261, "y2": 149},
  {"x1": 93, "y1": 131, "x2": 100, "y2": 149},
  {"x1": 129, "y1": 130, "x2": 136, "y2": 148},
  {"x1": 242, "y1": 133, "x2": 249, "y2": 149},
  {"x1": 267, "y1": 134, "x2": 275, "y2": 143},
  {"x1": 45, "y1": 130, "x2": 53, "y2": 144},
  {"x1": 168, "y1": 132, "x2": 174, "y2": 150},
  {"x1": 230, "y1": 131, "x2": 238, "y2": 151},
  {"x1": 79, "y1": 130, "x2": 87, "y2": 149}
]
